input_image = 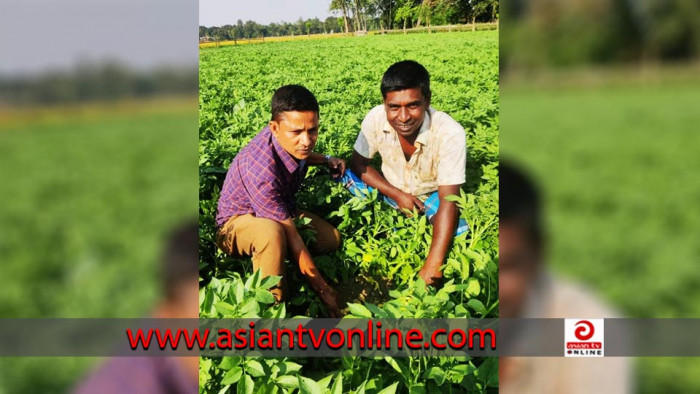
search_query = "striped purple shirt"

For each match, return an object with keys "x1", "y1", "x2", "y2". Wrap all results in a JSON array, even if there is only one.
[
  {"x1": 74, "y1": 357, "x2": 197, "y2": 394},
  {"x1": 216, "y1": 126, "x2": 306, "y2": 227}
]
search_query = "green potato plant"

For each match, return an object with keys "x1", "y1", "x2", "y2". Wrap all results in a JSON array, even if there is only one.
[{"x1": 200, "y1": 31, "x2": 498, "y2": 393}]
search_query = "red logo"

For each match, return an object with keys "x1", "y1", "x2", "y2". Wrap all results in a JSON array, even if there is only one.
[{"x1": 574, "y1": 320, "x2": 594, "y2": 341}]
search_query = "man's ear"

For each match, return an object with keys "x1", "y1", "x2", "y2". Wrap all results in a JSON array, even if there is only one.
[{"x1": 269, "y1": 119, "x2": 279, "y2": 137}]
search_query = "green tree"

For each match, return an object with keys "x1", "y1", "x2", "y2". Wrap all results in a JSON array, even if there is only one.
[
  {"x1": 330, "y1": 0, "x2": 352, "y2": 33},
  {"x1": 395, "y1": 0, "x2": 420, "y2": 29}
]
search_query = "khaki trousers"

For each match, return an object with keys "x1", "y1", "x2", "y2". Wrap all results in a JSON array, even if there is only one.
[{"x1": 216, "y1": 211, "x2": 341, "y2": 300}]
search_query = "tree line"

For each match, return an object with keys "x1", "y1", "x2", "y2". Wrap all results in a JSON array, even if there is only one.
[
  {"x1": 199, "y1": 0, "x2": 498, "y2": 40},
  {"x1": 0, "y1": 63, "x2": 197, "y2": 107}
]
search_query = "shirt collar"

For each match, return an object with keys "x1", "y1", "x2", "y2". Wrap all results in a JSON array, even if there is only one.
[
  {"x1": 268, "y1": 126, "x2": 300, "y2": 174},
  {"x1": 383, "y1": 108, "x2": 433, "y2": 146}
]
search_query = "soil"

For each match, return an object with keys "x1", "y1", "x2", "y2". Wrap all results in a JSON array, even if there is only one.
[{"x1": 336, "y1": 273, "x2": 393, "y2": 314}]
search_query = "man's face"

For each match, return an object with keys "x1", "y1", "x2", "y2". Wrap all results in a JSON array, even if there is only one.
[
  {"x1": 499, "y1": 222, "x2": 541, "y2": 319},
  {"x1": 384, "y1": 87, "x2": 430, "y2": 138},
  {"x1": 270, "y1": 110, "x2": 319, "y2": 160}
]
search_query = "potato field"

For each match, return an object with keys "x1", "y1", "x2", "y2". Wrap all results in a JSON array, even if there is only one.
[{"x1": 199, "y1": 31, "x2": 499, "y2": 393}]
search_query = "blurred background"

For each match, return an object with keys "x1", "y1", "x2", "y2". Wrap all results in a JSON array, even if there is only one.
[
  {"x1": 0, "y1": 0, "x2": 197, "y2": 392},
  {"x1": 501, "y1": 0, "x2": 700, "y2": 392}
]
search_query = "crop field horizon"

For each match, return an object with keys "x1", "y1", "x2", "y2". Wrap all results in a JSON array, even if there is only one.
[{"x1": 199, "y1": 31, "x2": 499, "y2": 392}]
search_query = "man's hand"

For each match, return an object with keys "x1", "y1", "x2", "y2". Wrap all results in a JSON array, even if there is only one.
[
  {"x1": 421, "y1": 184, "x2": 461, "y2": 287},
  {"x1": 318, "y1": 286, "x2": 342, "y2": 318},
  {"x1": 326, "y1": 156, "x2": 346, "y2": 178},
  {"x1": 418, "y1": 262, "x2": 443, "y2": 287},
  {"x1": 393, "y1": 191, "x2": 425, "y2": 216}
]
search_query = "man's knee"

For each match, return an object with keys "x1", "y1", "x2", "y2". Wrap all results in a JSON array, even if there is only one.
[
  {"x1": 252, "y1": 219, "x2": 287, "y2": 257},
  {"x1": 311, "y1": 226, "x2": 341, "y2": 255},
  {"x1": 329, "y1": 227, "x2": 341, "y2": 252}
]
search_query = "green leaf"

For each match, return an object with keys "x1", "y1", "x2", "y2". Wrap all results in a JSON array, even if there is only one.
[
  {"x1": 255, "y1": 288, "x2": 276, "y2": 304},
  {"x1": 466, "y1": 278, "x2": 481, "y2": 296},
  {"x1": 233, "y1": 280, "x2": 245, "y2": 303},
  {"x1": 347, "y1": 303, "x2": 372, "y2": 318},
  {"x1": 365, "y1": 303, "x2": 387, "y2": 318},
  {"x1": 316, "y1": 373, "x2": 334, "y2": 390},
  {"x1": 476, "y1": 357, "x2": 499, "y2": 387},
  {"x1": 219, "y1": 356, "x2": 242, "y2": 371},
  {"x1": 245, "y1": 269, "x2": 262, "y2": 290},
  {"x1": 260, "y1": 275, "x2": 282, "y2": 290},
  {"x1": 408, "y1": 383, "x2": 426, "y2": 394},
  {"x1": 245, "y1": 360, "x2": 266, "y2": 377},
  {"x1": 298, "y1": 376, "x2": 322, "y2": 394},
  {"x1": 341, "y1": 356, "x2": 354, "y2": 370},
  {"x1": 455, "y1": 304, "x2": 468, "y2": 317},
  {"x1": 201, "y1": 288, "x2": 214, "y2": 315},
  {"x1": 214, "y1": 301, "x2": 237, "y2": 317},
  {"x1": 355, "y1": 380, "x2": 367, "y2": 394},
  {"x1": 282, "y1": 361, "x2": 302, "y2": 374},
  {"x1": 239, "y1": 297, "x2": 259, "y2": 317},
  {"x1": 414, "y1": 278, "x2": 427, "y2": 296},
  {"x1": 377, "y1": 381, "x2": 399, "y2": 394},
  {"x1": 384, "y1": 356, "x2": 404, "y2": 376},
  {"x1": 451, "y1": 363, "x2": 476, "y2": 377},
  {"x1": 424, "y1": 366, "x2": 446, "y2": 386},
  {"x1": 218, "y1": 385, "x2": 231, "y2": 394},
  {"x1": 221, "y1": 367, "x2": 242, "y2": 385},
  {"x1": 237, "y1": 374, "x2": 254, "y2": 394},
  {"x1": 329, "y1": 372, "x2": 343, "y2": 394},
  {"x1": 276, "y1": 375, "x2": 299, "y2": 389},
  {"x1": 467, "y1": 299, "x2": 487, "y2": 316}
]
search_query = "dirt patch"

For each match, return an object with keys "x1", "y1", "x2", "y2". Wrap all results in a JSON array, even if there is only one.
[{"x1": 337, "y1": 273, "x2": 393, "y2": 313}]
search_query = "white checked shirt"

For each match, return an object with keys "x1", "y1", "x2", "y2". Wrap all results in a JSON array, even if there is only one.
[{"x1": 353, "y1": 105, "x2": 467, "y2": 196}]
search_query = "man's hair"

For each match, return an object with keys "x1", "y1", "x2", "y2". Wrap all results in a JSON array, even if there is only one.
[
  {"x1": 270, "y1": 84, "x2": 319, "y2": 121},
  {"x1": 500, "y1": 160, "x2": 544, "y2": 246},
  {"x1": 380, "y1": 60, "x2": 431, "y2": 100},
  {"x1": 161, "y1": 220, "x2": 198, "y2": 301}
]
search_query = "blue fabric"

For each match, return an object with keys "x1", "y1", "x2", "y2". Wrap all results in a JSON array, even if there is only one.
[{"x1": 336, "y1": 170, "x2": 469, "y2": 236}]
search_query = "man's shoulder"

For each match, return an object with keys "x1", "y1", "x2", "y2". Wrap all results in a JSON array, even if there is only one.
[
  {"x1": 234, "y1": 127, "x2": 275, "y2": 168},
  {"x1": 548, "y1": 273, "x2": 621, "y2": 318},
  {"x1": 362, "y1": 105, "x2": 386, "y2": 127}
]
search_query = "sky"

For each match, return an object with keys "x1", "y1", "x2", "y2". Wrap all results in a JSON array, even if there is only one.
[
  {"x1": 1, "y1": 0, "x2": 198, "y2": 75},
  {"x1": 199, "y1": 0, "x2": 335, "y2": 27},
  {"x1": 1, "y1": 0, "x2": 334, "y2": 75}
]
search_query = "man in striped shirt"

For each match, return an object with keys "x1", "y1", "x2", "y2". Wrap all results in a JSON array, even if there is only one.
[{"x1": 216, "y1": 85, "x2": 344, "y2": 317}]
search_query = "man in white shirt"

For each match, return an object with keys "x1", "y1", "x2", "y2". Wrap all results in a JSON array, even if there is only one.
[
  {"x1": 499, "y1": 161, "x2": 632, "y2": 394},
  {"x1": 343, "y1": 60, "x2": 468, "y2": 286}
]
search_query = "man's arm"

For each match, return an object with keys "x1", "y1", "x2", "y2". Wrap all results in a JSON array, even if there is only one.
[
  {"x1": 279, "y1": 217, "x2": 341, "y2": 317},
  {"x1": 350, "y1": 150, "x2": 424, "y2": 213},
  {"x1": 307, "y1": 152, "x2": 346, "y2": 178},
  {"x1": 418, "y1": 184, "x2": 461, "y2": 286}
]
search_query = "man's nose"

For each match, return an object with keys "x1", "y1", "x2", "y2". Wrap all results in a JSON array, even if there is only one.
[
  {"x1": 299, "y1": 132, "x2": 311, "y2": 146},
  {"x1": 398, "y1": 107, "x2": 411, "y2": 123}
]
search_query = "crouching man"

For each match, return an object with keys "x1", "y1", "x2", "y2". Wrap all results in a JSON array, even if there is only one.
[
  {"x1": 216, "y1": 85, "x2": 344, "y2": 317},
  {"x1": 343, "y1": 60, "x2": 469, "y2": 286}
]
